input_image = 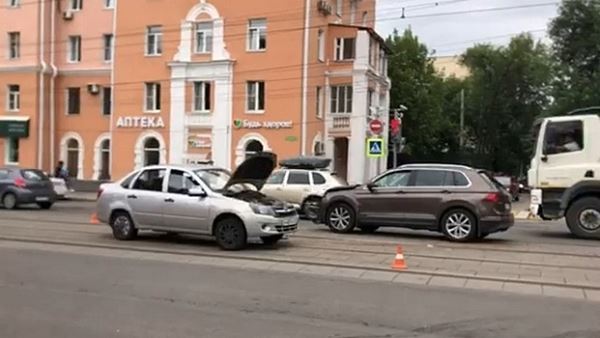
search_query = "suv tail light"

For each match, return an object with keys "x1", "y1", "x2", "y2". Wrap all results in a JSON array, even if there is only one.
[
  {"x1": 97, "y1": 188, "x2": 104, "y2": 200},
  {"x1": 483, "y1": 192, "x2": 501, "y2": 203},
  {"x1": 14, "y1": 177, "x2": 27, "y2": 188}
]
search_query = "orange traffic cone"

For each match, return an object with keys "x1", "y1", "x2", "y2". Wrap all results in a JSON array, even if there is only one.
[
  {"x1": 391, "y1": 245, "x2": 407, "y2": 270},
  {"x1": 90, "y1": 213, "x2": 100, "y2": 225}
]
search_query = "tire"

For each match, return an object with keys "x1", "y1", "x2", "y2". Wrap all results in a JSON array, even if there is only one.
[
  {"x1": 326, "y1": 203, "x2": 356, "y2": 233},
  {"x1": 110, "y1": 211, "x2": 138, "y2": 241},
  {"x1": 2, "y1": 193, "x2": 17, "y2": 210},
  {"x1": 566, "y1": 197, "x2": 600, "y2": 239},
  {"x1": 441, "y1": 209, "x2": 477, "y2": 242},
  {"x1": 261, "y1": 234, "x2": 284, "y2": 246},
  {"x1": 37, "y1": 202, "x2": 53, "y2": 210},
  {"x1": 214, "y1": 217, "x2": 247, "y2": 250},
  {"x1": 359, "y1": 226, "x2": 379, "y2": 234},
  {"x1": 301, "y1": 196, "x2": 321, "y2": 220}
]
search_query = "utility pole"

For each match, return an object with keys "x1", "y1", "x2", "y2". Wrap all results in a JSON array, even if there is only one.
[{"x1": 459, "y1": 89, "x2": 465, "y2": 149}]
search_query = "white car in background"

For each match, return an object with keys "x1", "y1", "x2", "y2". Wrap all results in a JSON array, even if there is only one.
[
  {"x1": 50, "y1": 178, "x2": 69, "y2": 199},
  {"x1": 261, "y1": 157, "x2": 346, "y2": 219}
]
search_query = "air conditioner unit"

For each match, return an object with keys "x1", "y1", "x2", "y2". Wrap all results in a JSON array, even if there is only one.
[
  {"x1": 63, "y1": 10, "x2": 74, "y2": 20},
  {"x1": 87, "y1": 83, "x2": 100, "y2": 95}
]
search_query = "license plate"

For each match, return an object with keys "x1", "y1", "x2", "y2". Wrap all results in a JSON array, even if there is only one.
[
  {"x1": 281, "y1": 218, "x2": 296, "y2": 226},
  {"x1": 36, "y1": 197, "x2": 49, "y2": 202}
]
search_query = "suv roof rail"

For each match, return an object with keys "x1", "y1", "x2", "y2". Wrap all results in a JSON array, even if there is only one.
[
  {"x1": 565, "y1": 106, "x2": 600, "y2": 116},
  {"x1": 399, "y1": 163, "x2": 472, "y2": 170}
]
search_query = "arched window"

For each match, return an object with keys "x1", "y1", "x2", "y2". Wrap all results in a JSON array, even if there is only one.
[
  {"x1": 99, "y1": 139, "x2": 110, "y2": 180},
  {"x1": 144, "y1": 137, "x2": 161, "y2": 166},
  {"x1": 66, "y1": 139, "x2": 80, "y2": 178},
  {"x1": 245, "y1": 140, "x2": 263, "y2": 159}
]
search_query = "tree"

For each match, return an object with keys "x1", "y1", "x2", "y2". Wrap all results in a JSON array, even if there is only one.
[
  {"x1": 549, "y1": 0, "x2": 600, "y2": 114},
  {"x1": 461, "y1": 35, "x2": 552, "y2": 174}
]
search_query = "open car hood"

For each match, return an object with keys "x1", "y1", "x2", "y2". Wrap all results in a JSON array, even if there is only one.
[{"x1": 223, "y1": 152, "x2": 277, "y2": 191}]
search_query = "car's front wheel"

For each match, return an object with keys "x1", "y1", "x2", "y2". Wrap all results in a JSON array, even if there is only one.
[
  {"x1": 110, "y1": 211, "x2": 138, "y2": 240},
  {"x1": 441, "y1": 209, "x2": 477, "y2": 242},
  {"x1": 214, "y1": 217, "x2": 247, "y2": 250},
  {"x1": 566, "y1": 197, "x2": 600, "y2": 239},
  {"x1": 326, "y1": 203, "x2": 356, "y2": 233}
]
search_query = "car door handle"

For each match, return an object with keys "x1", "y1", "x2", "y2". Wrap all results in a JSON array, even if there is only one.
[
  {"x1": 441, "y1": 190, "x2": 451, "y2": 194},
  {"x1": 127, "y1": 195, "x2": 138, "y2": 199},
  {"x1": 164, "y1": 198, "x2": 175, "y2": 203},
  {"x1": 396, "y1": 190, "x2": 406, "y2": 194}
]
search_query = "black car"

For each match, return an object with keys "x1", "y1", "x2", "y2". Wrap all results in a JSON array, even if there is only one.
[{"x1": 0, "y1": 167, "x2": 57, "y2": 210}]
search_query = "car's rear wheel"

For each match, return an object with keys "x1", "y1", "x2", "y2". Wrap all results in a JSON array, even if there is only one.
[
  {"x1": 2, "y1": 193, "x2": 17, "y2": 210},
  {"x1": 566, "y1": 197, "x2": 600, "y2": 239},
  {"x1": 37, "y1": 202, "x2": 53, "y2": 210},
  {"x1": 214, "y1": 217, "x2": 247, "y2": 250},
  {"x1": 301, "y1": 196, "x2": 321, "y2": 220},
  {"x1": 110, "y1": 211, "x2": 138, "y2": 240},
  {"x1": 261, "y1": 234, "x2": 283, "y2": 246},
  {"x1": 441, "y1": 209, "x2": 477, "y2": 242},
  {"x1": 327, "y1": 203, "x2": 356, "y2": 233}
]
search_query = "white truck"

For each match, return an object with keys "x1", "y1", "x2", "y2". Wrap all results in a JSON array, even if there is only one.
[{"x1": 528, "y1": 108, "x2": 600, "y2": 239}]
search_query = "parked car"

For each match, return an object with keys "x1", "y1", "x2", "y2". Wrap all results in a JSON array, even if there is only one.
[
  {"x1": 494, "y1": 175, "x2": 520, "y2": 201},
  {"x1": 317, "y1": 164, "x2": 514, "y2": 242},
  {"x1": 96, "y1": 152, "x2": 299, "y2": 250},
  {"x1": 50, "y1": 178, "x2": 69, "y2": 199},
  {"x1": 261, "y1": 157, "x2": 346, "y2": 219},
  {"x1": 0, "y1": 167, "x2": 57, "y2": 210}
]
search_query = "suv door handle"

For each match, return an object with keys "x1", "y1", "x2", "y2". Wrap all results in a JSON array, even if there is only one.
[
  {"x1": 164, "y1": 198, "x2": 174, "y2": 203},
  {"x1": 441, "y1": 190, "x2": 451, "y2": 194},
  {"x1": 127, "y1": 195, "x2": 138, "y2": 199}
]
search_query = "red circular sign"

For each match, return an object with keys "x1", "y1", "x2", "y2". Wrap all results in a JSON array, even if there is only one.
[{"x1": 369, "y1": 119, "x2": 383, "y2": 134}]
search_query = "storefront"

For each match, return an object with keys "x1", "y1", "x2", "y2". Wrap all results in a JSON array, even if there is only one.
[{"x1": 0, "y1": 116, "x2": 29, "y2": 166}]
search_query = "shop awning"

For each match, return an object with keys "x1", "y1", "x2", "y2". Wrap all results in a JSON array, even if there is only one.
[{"x1": 0, "y1": 116, "x2": 30, "y2": 138}]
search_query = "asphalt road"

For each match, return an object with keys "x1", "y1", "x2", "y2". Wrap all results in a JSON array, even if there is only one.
[{"x1": 1, "y1": 246, "x2": 600, "y2": 338}]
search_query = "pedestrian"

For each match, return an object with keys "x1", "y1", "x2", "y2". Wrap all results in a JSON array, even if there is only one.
[{"x1": 55, "y1": 161, "x2": 73, "y2": 191}]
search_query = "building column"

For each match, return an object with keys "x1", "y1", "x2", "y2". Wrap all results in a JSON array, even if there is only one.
[
  {"x1": 169, "y1": 74, "x2": 186, "y2": 164},
  {"x1": 213, "y1": 76, "x2": 233, "y2": 169}
]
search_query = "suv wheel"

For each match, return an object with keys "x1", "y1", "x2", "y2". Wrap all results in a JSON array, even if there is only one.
[
  {"x1": 214, "y1": 217, "x2": 247, "y2": 250},
  {"x1": 441, "y1": 209, "x2": 477, "y2": 242},
  {"x1": 110, "y1": 211, "x2": 138, "y2": 240},
  {"x1": 327, "y1": 203, "x2": 356, "y2": 233},
  {"x1": 301, "y1": 196, "x2": 321, "y2": 220},
  {"x1": 566, "y1": 197, "x2": 600, "y2": 239},
  {"x1": 2, "y1": 193, "x2": 17, "y2": 210}
]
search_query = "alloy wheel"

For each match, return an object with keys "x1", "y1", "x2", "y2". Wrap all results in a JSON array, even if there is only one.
[
  {"x1": 113, "y1": 215, "x2": 131, "y2": 237},
  {"x1": 445, "y1": 212, "x2": 473, "y2": 240},
  {"x1": 329, "y1": 206, "x2": 351, "y2": 231}
]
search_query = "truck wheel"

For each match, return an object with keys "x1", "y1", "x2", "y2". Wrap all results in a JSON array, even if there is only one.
[{"x1": 566, "y1": 197, "x2": 600, "y2": 239}]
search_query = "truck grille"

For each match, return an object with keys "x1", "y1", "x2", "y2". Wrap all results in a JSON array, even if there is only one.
[{"x1": 275, "y1": 224, "x2": 298, "y2": 233}]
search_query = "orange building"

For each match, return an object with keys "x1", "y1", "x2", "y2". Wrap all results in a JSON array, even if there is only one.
[{"x1": 1, "y1": 0, "x2": 390, "y2": 185}]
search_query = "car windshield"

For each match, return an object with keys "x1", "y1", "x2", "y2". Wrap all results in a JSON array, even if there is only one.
[{"x1": 194, "y1": 168, "x2": 231, "y2": 191}]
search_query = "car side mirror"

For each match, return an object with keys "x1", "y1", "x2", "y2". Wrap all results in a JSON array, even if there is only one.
[
  {"x1": 188, "y1": 187, "x2": 207, "y2": 198},
  {"x1": 366, "y1": 182, "x2": 376, "y2": 192}
]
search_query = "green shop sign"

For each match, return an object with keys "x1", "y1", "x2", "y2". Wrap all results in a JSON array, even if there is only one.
[{"x1": 0, "y1": 118, "x2": 30, "y2": 138}]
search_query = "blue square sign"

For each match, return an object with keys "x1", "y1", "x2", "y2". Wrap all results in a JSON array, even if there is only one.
[{"x1": 367, "y1": 138, "x2": 385, "y2": 158}]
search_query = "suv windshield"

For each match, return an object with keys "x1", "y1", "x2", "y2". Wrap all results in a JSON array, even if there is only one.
[{"x1": 194, "y1": 169, "x2": 231, "y2": 191}]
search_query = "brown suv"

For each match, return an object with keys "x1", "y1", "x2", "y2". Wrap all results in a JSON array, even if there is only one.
[{"x1": 317, "y1": 164, "x2": 514, "y2": 241}]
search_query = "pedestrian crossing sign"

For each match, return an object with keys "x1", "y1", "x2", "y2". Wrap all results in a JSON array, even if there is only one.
[{"x1": 366, "y1": 138, "x2": 386, "y2": 158}]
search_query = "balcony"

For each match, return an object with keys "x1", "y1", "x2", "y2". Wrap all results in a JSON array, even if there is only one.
[{"x1": 329, "y1": 113, "x2": 351, "y2": 135}]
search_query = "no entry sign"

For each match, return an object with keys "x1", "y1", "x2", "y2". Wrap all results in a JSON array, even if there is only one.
[{"x1": 369, "y1": 119, "x2": 383, "y2": 135}]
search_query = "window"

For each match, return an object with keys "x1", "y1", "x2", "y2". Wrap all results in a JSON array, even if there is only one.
[
  {"x1": 132, "y1": 169, "x2": 166, "y2": 192},
  {"x1": 266, "y1": 171, "x2": 286, "y2": 185},
  {"x1": 312, "y1": 172, "x2": 326, "y2": 185},
  {"x1": 67, "y1": 88, "x2": 80, "y2": 115},
  {"x1": 7, "y1": 85, "x2": 20, "y2": 111},
  {"x1": 367, "y1": 89, "x2": 374, "y2": 115},
  {"x1": 120, "y1": 171, "x2": 139, "y2": 189},
  {"x1": 412, "y1": 170, "x2": 451, "y2": 187},
  {"x1": 316, "y1": 86, "x2": 323, "y2": 118},
  {"x1": 0, "y1": 169, "x2": 9, "y2": 180},
  {"x1": 143, "y1": 138, "x2": 161, "y2": 166},
  {"x1": 245, "y1": 140, "x2": 263, "y2": 159},
  {"x1": 145, "y1": 83, "x2": 161, "y2": 112},
  {"x1": 5, "y1": 137, "x2": 19, "y2": 164},
  {"x1": 195, "y1": 22, "x2": 213, "y2": 53},
  {"x1": 330, "y1": 85, "x2": 352, "y2": 113},
  {"x1": 168, "y1": 170, "x2": 200, "y2": 194},
  {"x1": 287, "y1": 172, "x2": 310, "y2": 185},
  {"x1": 8, "y1": 32, "x2": 20, "y2": 59},
  {"x1": 68, "y1": 35, "x2": 81, "y2": 62},
  {"x1": 247, "y1": 81, "x2": 265, "y2": 112},
  {"x1": 317, "y1": 29, "x2": 325, "y2": 61},
  {"x1": 8, "y1": 0, "x2": 20, "y2": 8},
  {"x1": 336, "y1": 0, "x2": 343, "y2": 16},
  {"x1": 248, "y1": 19, "x2": 267, "y2": 51},
  {"x1": 193, "y1": 81, "x2": 211, "y2": 112},
  {"x1": 543, "y1": 121, "x2": 584, "y2": 155},
  {"x1": 453, "y1": 172, "x2": 470, "y2": 187},
  {"x1": 70, "y1": 0, "x2": 82, "y2": 11},
  {"x1": 102, "y1": 87, "x2": 111, "y2": 115},
  {"x1": 103, "y1": 34, "x2": 113, "y2": 62},
  {"x1": 335, "y1": 38, "x2": 355, "y2": 61},
  {"x1": 104, "y1": 0, "x2": 114, "y2": 9},
  {"x1": 374, "y1": 171, "x2": 411, "y2": 188},
  {"x1": 146, "y1": 26, "x2": 162, "y2": 56}
]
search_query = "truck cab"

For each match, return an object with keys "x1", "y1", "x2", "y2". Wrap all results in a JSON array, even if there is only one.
[{"x1": 529, "y1": 111, "x2": 600, "y2": 238}]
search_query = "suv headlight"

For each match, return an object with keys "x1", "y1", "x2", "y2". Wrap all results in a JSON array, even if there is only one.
[{"x1": 250, "y1": 203, "x2": 275, "y2": 216}]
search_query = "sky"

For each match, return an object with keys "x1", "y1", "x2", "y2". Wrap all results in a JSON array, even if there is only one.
[{"x1": 376, "y1": 0, "x2": 561, "y2": 56}]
